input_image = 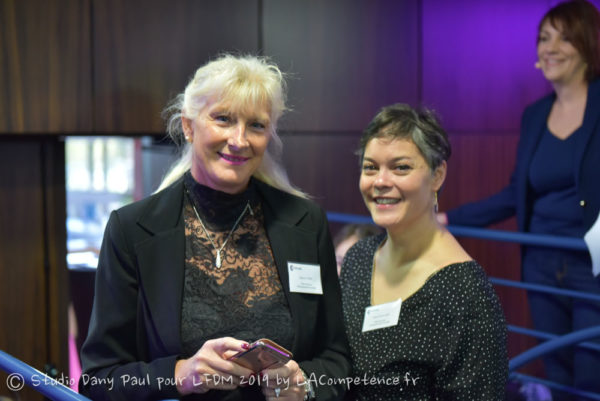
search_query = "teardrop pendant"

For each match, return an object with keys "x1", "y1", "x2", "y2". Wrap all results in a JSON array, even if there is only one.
[
  {"x1": 215, "y1": 251, "x2": 222, "y2": 269},
  {"x1": 188, "y1": 190, "x2": 252, "y2": 271}
]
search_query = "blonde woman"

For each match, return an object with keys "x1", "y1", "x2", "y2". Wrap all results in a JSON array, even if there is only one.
[{"x1": 80, "y1": 55, "x2": 350, "y2": 401}]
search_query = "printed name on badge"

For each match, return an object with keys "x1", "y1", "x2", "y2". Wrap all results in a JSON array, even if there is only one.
[
  {"x1": 362, "y1": 298, "x2": 402, "y2": 332},
  {"x1": 287, "y1": 262, "x2": 323, "y2": 294}
]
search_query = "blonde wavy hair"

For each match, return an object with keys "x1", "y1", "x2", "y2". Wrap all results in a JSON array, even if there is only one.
[{"x1": 156, "y1": 54, "x2": 307, "y2": 198}]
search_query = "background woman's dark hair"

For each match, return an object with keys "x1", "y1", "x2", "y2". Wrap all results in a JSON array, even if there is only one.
[
  {"x1": 333, "y1": 223, "x2": 382, "y2": 248},
  {"x1": 358, "y1": 103, "x2": 451, "y2": 171},
  {"x1": 538, "y1": 0, "x2": 600, "y2": 81}
]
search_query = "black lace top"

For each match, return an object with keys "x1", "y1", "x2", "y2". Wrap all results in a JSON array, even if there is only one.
[
  {"x1": 180, "y1": 172, "x2": 295, "y2": 359},
  {"x1": 340, "y1": 234, "x2": 508, "y2": 400}
]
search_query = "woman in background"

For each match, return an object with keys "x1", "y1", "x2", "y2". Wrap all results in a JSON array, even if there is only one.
[
  {"x1": 334, "y1": 224, "x2": 382, "y2": 276},
  {"x1": 340, "y1": 104, "x2": 507, "y2": 400},
  {"x1": 80, "y1": 54, "x2": 350, "y2": 401},
  {"x1": 439, "y1": 1, "x2": 600, "y2": 398}
]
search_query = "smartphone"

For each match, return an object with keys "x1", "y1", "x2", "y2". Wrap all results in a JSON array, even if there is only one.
[{"x1": 229, "y1": 338, "x2": 293, "y2": 372}]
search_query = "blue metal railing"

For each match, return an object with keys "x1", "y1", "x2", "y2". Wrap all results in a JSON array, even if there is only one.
[
  {"x1": 509, "y1": 326, "x2": 600, "y2": 371},
  {"x1": 448, "y1": 225, "x2": 587, "y2": 251},
  {"x1": 0, "y1": 349, "x2": 90, "y2": 401},
  {"x1": 509, "y1": 327, "x2": 600, "y2": 401},
  {"x1": 506, "y1": 325, "x2": 600, "y2": 353},
  {"x1": 0, "y1": 349, "x2": 181, "y2": 401},
  {"x1": 326, "y1": 212, "x2": 588, "y2": 251},
  {"x1": 490, "y1": 277, "x2": 600, "y2": 302}
]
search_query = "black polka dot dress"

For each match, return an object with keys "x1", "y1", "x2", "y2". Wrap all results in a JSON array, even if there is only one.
[{"x1": 340, "y1": 234, "x2": 508, "y2": 400}]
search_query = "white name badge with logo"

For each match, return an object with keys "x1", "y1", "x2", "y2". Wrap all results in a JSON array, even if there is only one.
[
  {"x1": 362, "y1": 298, "x2": 402, "y2": 332},
  {"x1": 288, "y1": 262, "x2": 323, "y2": 294}
]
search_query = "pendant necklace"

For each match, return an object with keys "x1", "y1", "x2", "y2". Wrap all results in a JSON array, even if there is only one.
[{"x1": 187, "y1": 191, "x2": 253, "y2": 269}]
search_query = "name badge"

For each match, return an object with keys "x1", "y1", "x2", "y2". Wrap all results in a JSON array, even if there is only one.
[
  {"x1": 362, "y1": 298, "x2": 402, "y2": 332},
  {"x1": 288, "y1": 262, "x2": 323, "y2": 294}
]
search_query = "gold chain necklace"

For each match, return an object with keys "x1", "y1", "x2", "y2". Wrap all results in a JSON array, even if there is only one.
[{"x1": 186, "y1": 190, "x2": 253, "y2": 269}]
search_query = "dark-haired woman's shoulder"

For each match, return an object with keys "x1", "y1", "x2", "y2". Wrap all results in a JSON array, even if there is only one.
[{"x1": 434, "y1": 260, "x2": 502, "y2": 304}]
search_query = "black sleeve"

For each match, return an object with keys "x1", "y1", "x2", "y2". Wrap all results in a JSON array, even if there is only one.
[
  {"x1": 298, "y1": 207, "x2": 352, "y2": 401},
  {"x1": 434, "y1": 269, "x2": 508, "y2": 400},
  {"x1": 79, "y1": 211, "x2": 181, "y2": 401}
]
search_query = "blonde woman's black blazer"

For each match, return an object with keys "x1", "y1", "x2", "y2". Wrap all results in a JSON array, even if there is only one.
[{"x1": 80, "y1": 177, "x2": 351, "y2": 401}]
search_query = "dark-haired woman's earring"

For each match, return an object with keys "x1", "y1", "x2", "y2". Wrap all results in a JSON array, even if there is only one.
[{"x1": 434, "y1": 192, "x2": 439, "y2": 214}]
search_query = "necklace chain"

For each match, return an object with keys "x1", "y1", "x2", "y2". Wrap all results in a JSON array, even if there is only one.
[{"x1": 186, "y1": 190, "x2": 253, "y2": 269}]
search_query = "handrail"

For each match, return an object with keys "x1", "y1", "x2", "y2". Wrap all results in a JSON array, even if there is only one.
[
  {"x1": 509, "y1": 326, "x2": 600, "y2": 372},
  {"x1": 491, "y1": 277, "x2": 600, "y2": 302},
  {"x1": 0, "y1": 349, "x2": 90, "y2": 401},
  {"x1": 449, "y1": 225, "x2": 588, "y2": 251},
  {"x1": 326, "y1": 212, "x2": 375, "y2": 225},
  {"x1": 326, "y1": 212, "x2": 589, "y2": 251},
  {"x1": 507, "y1": 325, "x2": 600, "y2": 353}
]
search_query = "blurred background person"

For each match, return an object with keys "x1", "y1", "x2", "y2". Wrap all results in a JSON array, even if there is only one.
[
  {"x1": 438, "y1": 1, "x2": 600, "y2": 399},
  {"x1": 333, "y1": 223, "x2": 382, "y2": 276},
  {"x1": 79, "y1": 54, "x2": 351, "y2": 401},
  {"x1": 341, "y1": 104, "x2": 507, "y2": 400}
]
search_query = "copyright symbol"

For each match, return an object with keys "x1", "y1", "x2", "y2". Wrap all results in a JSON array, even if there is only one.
[{"x1": 6, "y1": 373, "x2": 25, "y2": 391}]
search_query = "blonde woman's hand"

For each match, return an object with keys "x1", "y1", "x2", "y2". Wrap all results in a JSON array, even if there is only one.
[{"x1": 175, "y1": 337, "x2": 253, "y2": 395}]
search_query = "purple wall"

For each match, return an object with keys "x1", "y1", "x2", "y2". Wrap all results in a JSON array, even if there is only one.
[{"x1": 423, "y1": 0, "x2": 550, "y2": 133}]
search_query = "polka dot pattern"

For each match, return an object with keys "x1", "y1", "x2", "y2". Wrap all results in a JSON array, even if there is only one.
[{"x1": 340, "y1": 234, "x2": 508, "y2": 400}]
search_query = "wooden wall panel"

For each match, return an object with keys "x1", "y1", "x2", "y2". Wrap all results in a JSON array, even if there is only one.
[
  {"x1": 92, "y1": 0, "x2": 260, "y2": 133},
  {"x1": 0, "y1": 0, "x2": 92, "y2": 133},
  {"x1": 441, "y1": 134, "x2": 519, "y2": 213},
  {"x1": 264, "y1": 0, "x2": 421, "y2": 132},
  {"x1": 0, "y1": 137, "x2": 68, "y2": 400},
  {"x1": 281, "y1": 132, "x2": 365, "y2": 214}
]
